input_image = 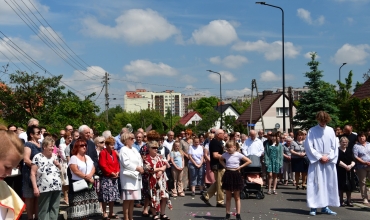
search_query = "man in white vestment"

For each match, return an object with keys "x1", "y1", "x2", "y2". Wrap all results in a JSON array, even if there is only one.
[{"x1": 304, "y1": 111, "x2": 339, "y2": 216}]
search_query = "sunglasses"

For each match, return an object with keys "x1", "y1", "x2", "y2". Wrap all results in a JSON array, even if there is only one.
[
  {"x1": 79, "y1": 144, "x2": 87, "y2": 147},
  {"x1": 9, "y1": 130, "x2": 17, "y2": 132},
  {"x1": 99, "y1": 141, "x2": 104, "y2": 144},
  {"x1": 129, "y1": 137, "x2": 135, "y2": 140},
  {"x1": 151, "y1": 147, "x2": 158, "y2": 150},
  {"x1": 34, "y1": 131, "x2": 41, "y2": 135}
]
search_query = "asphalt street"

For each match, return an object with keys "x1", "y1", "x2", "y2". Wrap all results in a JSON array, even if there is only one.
[{"x1": 21, "y1": 184, "x2": 369, "y2": 219}]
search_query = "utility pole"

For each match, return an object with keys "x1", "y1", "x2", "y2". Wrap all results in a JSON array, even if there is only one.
[
  {"x1": 249, "y1": 79, "x2": 265, "y2": 132},
  {"x1": 104, "y1": 72, "x2": 109, "y2": 123}
]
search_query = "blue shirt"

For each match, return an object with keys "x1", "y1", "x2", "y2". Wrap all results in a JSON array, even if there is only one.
[
  {"x1": 170, "y1": 151, "x2": 183, "y2": 168},
  {"x1": 353, "y1": 142, "x2": 370, "y2": 169},
  {"x1": 114, "y1": 134, "x2": 124, "y2": 153},
  {"x1": 132, "y1": 141, "x2": 145, "y2": 152}
]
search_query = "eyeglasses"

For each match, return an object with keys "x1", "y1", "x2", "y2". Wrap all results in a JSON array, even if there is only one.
[{"x1": 99, "y1": 141, "x2": 104, "y2": 144}]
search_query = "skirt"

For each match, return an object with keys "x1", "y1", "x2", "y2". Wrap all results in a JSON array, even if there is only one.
[
  {"x1": 291, "y1": 157, "x2": 308, "y2": 173},
  {"x1": 221, "y1": 170, "x2": 244, "y2": 191},
  {"x1": 122, "y1": 189, "x2": 141, "y2": 200},
  {"x1": 68, "y1": 186, "x2": 102, "y2": 219},
  {"x1": 99, "y1": 177, "x2": 120, "y2": 203}
]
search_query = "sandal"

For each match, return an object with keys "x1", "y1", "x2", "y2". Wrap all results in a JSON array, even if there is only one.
[
  {"x1": 160, "y1": 214, "x2": 170, "y2": 220},
  {"x1": 267, "y1": 190, "x2": 272, "y2": 195},
  {"x1": 273, "y1": 190, "x2": 277, "y2": 195},
  {"x1": 152, "y1": 215, "x2": 160, "y2": 220},
  {"x1": 108, "y1": 214, "x2": 119, "y2": 219},
  {"x1": 142, "y1": 212, "x2": 150, "y2": 217}
]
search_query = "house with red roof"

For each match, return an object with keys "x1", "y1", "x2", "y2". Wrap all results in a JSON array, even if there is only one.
[
  {"x1": 179, "y1": 111, "x2": 202, "y2": 126},
  {"x1": 351, "y1": 78, "x2": 370, "y2": 100}
]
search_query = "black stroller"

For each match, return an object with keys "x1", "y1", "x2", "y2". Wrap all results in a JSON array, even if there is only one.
[{"x1": 240, "y1": 155, "x2": 265, "y2": 200}]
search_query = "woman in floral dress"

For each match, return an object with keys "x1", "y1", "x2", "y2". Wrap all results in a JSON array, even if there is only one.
[
  {"x1": 180, "y1": 129, "x2": 193, "y2": 191},
  {"x1": 146, "y1": 140, "x2": 171, "y2": 220},
  {"x1": 264, "y1": 132, "x2": 283, "y2": 195}
]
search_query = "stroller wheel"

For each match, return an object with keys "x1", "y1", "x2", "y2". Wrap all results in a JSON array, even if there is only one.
[
  {"x1": 240, "y1": 191, "x2": 248, "y2": 199},
  {"x1": 256, "y1": 191, "x2": 263, "y2": 200}
]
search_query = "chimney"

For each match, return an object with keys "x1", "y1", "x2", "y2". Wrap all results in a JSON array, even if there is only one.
[
  {"x1": 217, "y1": 101, "x2": 225, "y2": 106},
  {"x1": 262, "y1": 90, "x2": 273, "y2": 98}
]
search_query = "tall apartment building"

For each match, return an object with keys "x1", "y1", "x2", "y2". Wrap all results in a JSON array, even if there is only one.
[
  {"x1": 124, "y1": 89, "x2": 182, "y2": 116},
  {"x1": 181, "y1": 93, "x2": 206, "y2": 116},
  {"x1": 275, "y1": 86, "x2": 310, "y2": 101}
]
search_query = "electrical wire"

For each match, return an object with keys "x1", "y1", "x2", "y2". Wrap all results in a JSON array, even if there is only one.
[{"x1": 94, "y1": 84, "x2": 104, "y2": 101}]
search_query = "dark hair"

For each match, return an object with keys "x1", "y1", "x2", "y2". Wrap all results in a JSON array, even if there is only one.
[
  {"x1": 71, "y1": 139, "x2": 87, "y2": 155},
  {"x1": 268, "y1": 132, "x2": 278, "y2": 146},
  {"x1": 229, "y1": 132, "x2": 235, "y2": 139},
  {"x1": 26, "y1": 125, "x2": 40, "y2": 141},
  {"x1": 357, "y1": 131, "x2": 367, "y2": 142},
  {"x1": 7, "y1": 124, "x2": 17, "y2": 129},
  {"x1": 198, "y1": 133, "x2": 204, "y2": 139}
]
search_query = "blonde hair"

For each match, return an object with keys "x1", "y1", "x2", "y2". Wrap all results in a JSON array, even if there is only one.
[
  {"x1": 42, "y1": 136, "x2": 55, "y2": 150},
  {"x1": 147, "y1": 140, "x2": 159, "y2": 148},
  {"x1": 171, "y1": 141, "x2": 183, "y2": 155},
  {"x1": 120, "y1": 132, "x2": 134, "y2": 145},
  {"x1": 225, "y1": 140, "x2": 239, "y2": 151},
  {"x1": 0, "y1": 129, "x2": 24, "y2": 159}
]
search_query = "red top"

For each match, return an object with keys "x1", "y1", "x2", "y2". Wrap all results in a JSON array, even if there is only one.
[{"x1": 98, "y1": 148, "x2": 120, "y2": 176}]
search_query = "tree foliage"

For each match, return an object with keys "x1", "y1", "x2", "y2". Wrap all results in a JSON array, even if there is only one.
[
  {"x1": 230, "y1": 99, "x2": 251, "y2": 115},
  {"x1": 187, "y1": 97, "x2": 219, "y2": 116},
  {"x1": 341, "y1": 97, "x2": 370, "y2": 131},
  {"x1": 293, "y1": 53, "x2": 339, "y2": 129},
  {"x1": 0, "y1": 71, "x2": 99, "y2": 133}
]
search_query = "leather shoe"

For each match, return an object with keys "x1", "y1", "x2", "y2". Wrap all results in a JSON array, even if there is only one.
[
  {"x1": 200, "y1": 195, "x2": 212, "y2": 206},
  {"x1": 216, "y1": 203, "x2": 226, "y2": 207}
]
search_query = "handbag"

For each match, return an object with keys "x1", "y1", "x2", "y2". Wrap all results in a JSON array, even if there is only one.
[
  {"x1": 72, "y1": 179, "x2": 88, "y2": 192},
  {"x1": 122, "y1": 170, "x2": 139, "y2": 179},
  {"x1": 72, "y1": 156, "x2": 89, "y2": 192}
]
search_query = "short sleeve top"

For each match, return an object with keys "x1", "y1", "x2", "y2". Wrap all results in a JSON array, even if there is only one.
[
  {"x1": 32, "y1": 153, "x2": 62, "y2": 193},
  {"x1": 222, "y1": 152, "x2": 244, "y2": 169},
  {"x1": 170, "y1": 151, "x2": 183, "y2": 168},
  {"x1": 188, "y1": 145, "x2": 204, "y2": 165},
  {"x1": 210, "y1": 139, "x2": 224, "y2": 167},
  {"x1": 353, "y1": 142, "x2": 370, "y2": 169},
  {"x1": 68, "y1": 155, "x2": 94, "y2": 180}
]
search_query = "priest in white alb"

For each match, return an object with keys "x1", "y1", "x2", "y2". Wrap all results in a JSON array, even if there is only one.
[{"x1": 304, "y1": 111, "x2": 339, "y2": 216}]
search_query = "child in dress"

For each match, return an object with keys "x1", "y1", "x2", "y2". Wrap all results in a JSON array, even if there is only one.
[
  {"x1": 219, "y1": 141, "x2": 251, "y2": 220},
  {"x1": 170, "y1": 141, "x2": 185, "y2": 197}
]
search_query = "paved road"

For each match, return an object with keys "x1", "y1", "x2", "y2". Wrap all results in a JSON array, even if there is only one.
[{"x1": 21, "y1": 184, "x2": 369, "y2": 219}]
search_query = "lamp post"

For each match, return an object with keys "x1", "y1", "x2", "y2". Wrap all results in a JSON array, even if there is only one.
[
  {"x1": 339, "y1": 63, "x2": 347, "y2": 83},
  {"x1": 170, "y1": 92, "x2": 173, "y2": 130},
  {"x1": 207, "y1": 70, "x2": 223, "y2": 129},
  {"x1": 134, "y1": 104, "x2": 143, "y2": 128},
  {"x1": 256, "y1": 1, "x2": 286, "y2": 132}
]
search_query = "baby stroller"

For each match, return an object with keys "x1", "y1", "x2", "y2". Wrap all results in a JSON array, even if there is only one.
[{"x1": 240, "y1": 155, "x2": 265, "y2": 200}]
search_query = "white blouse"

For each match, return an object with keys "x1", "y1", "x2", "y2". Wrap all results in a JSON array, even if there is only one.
[
  {"x1": 68, "y1": 155, "x2": 94, "y2": 181},
  {"x1": 32, "y1": 153, "x2": 62, "y2": 193}
]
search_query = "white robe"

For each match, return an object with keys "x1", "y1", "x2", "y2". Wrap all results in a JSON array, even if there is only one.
[{"x1": 304, "y1": 124, "x2": 340, "y2": 208}]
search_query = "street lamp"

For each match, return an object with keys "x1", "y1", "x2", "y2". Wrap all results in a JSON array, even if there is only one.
[
  {"x1": 256, "y1": 1, "x2": 286, "y2": 132},
  {"x1": 134, "y1": 104, "x2": 143, "y2": 128},
  {"x1": 339, "y1": 63, "x2": 347, "y2": 83},
  {"x1": 170, "y1": 92, "x2": 173, "y2": 131},
  {"x1": 207, "y1": 70, "x2": 223, "y2": 129}
]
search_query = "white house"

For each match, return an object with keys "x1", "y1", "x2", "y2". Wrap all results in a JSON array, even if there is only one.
[
  {"x1": 236, "y1": 91, "x2": 297, "y2": 132},
  {"x1": 179, "y1": 111, "x2": 202, "y2": 126},
  {"x1": 213, "y1": 104, "x2": 240, "y2": 130}
]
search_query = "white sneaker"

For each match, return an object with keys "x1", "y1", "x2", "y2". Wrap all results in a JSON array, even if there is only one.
[{"x1": 363, "y1": 198, "x2": 369, "y2": 204}]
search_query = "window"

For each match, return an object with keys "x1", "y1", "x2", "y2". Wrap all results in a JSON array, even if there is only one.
[{"x1": 276, "y1": 107, "x2": 289, "y2": 116}]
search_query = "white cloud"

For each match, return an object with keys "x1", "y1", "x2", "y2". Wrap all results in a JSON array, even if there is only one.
[
  {"x1": 190, "y1": 20, "x2": 238, "y2": 46},
  {"x1": 180, "y1": 74, "x2": 197, "y2": 83},
  {"x1": 332, "y1": 43, "x2": 370, "y2": 65},
  {"x1": 232, "y1": 40, "x2": 300, "y2": 60},
  {"x1": 0, "y1": 36, "x2": 44, "y2": 63},
  {"x1": 0, "y1": 0, "x2": 49, "y2": 25},
  {"x1": 297, "y1": 8, "x2": 325, "y2": 26},
  {"x1": 124, "y1": 60, "x2": 178, "y2": 76},
  {"x1": 209, "y1": 55, "x2": 248, "y2": 68},
  {"x1": 259, "y1": 70, "x2": 295, "y2": 82},
  {"x1": 36, "y1": 26, "x2": 64, "y2": 44},
  {"x1": 304, "y1": 52, "x2": 320, "y2": 59},
  {"x1": 81, "y1": 9, "x2": 180, "y2": 44},
  {"x1": 208, "y1": 71, "x2": 236, "y2": 83},
  {"x1": 225, "y1": 87, "x2": 251, "y2": 97}
]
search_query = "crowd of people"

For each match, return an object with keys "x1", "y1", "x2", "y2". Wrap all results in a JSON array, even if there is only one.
[{"x1": 0, "y1": 111, "x2": 370, "y2": 219}]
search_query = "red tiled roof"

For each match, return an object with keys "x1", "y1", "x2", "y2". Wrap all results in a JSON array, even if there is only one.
[
  {"x1": 179, "y1": 111, "x2": 201, "y2": 125},
  {"x1": 236, "y1": 92, "x2": 282, "y2": 127},
  {"x1": 351, "y1": 78, "x2": 370, "y2": 100}
]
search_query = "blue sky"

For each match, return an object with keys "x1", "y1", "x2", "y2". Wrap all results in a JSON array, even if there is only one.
[{"x1": 1, "y1": 0, "x2": 370, "y2": 108}]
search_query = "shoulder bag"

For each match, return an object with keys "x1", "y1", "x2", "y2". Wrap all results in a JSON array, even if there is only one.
[{"x1": 72, "y1": 156, "x2": 89, "y2": 192}]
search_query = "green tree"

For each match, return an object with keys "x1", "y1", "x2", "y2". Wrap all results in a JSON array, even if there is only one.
[
  {"x1": 195, "y1": 109, "x2": 219, "y2": 134},
  {"x1": 342, "y1": 97, "x2": 370, "y2": 131},
  {"x1": 187, "y1": 97, "x2": 219, "y2": 116},
  {"x1": 230, "y1": 99, "x2": 251, "y2": 115},
  {"x1": 293, "y1": 52, "x2": 339, "y2": 129},
  {"x1": 336, "y1": 71, "x2": 354, "y2": 127}
]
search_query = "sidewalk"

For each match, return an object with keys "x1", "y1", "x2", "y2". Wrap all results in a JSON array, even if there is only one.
[{"x1": 348, "y1": 191, "x2": 370, "y2": 210}]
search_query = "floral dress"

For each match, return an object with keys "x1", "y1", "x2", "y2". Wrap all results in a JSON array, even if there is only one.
[{"x1": 146, "y1": 154, "x2": 172, "y2": 212}]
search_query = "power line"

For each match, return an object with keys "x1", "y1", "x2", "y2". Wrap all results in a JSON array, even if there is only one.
[
  {"x1": 0, "y1": 32, "x2": 85, "y2": 96},
  {"x1": 0, "y1": 38, "x2": 35, "y2": 72},
  {"x1": 4, "y1": 0, "x2": 98, "y2": 80},
  {"x1": 26, "y1": 0, "x2": 104, "y2": 77}
]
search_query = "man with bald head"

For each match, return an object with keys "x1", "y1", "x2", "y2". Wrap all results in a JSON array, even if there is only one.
[
  {"x1": 163, "y1": 131, "x2": 175, "y2": 151},
  {"x1": 114, "y1": 127, "x2": 129, "y2": 153},
  {"x1": 242, "y1": 130, "x2": 264, "y2": 157},
  {"x1": 257, "y1": 130, "x2": 266, "y2": 142}
]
